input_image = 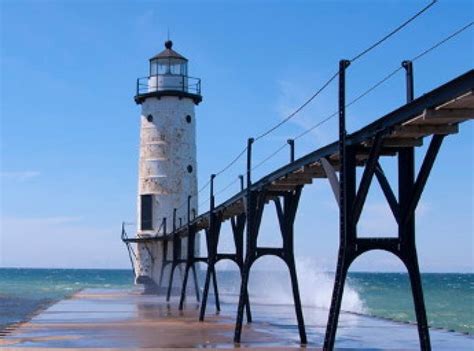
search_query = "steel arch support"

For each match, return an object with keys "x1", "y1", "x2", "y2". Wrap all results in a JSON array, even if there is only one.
[{"x1": 234, "y1": 188, "x2": 307, "y2": 345}]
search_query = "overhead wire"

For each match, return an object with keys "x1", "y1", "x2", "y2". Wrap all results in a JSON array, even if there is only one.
[
  {"x1": 199, "y1": 196, "x2": 211, "y2": 210},
  {"x1": 249, "y1": 0, "x2": 437, "y2": 143},
  {"x1": 250, "y1": 20, "x2": 473, "y2": 172},
  {"x1": 214, "y1": 146, "x2": 248, "y2": 177},
  {"x1": 253, "y1": 71, "x2": 340, "y2": 142},
  {"x1": 251, "y1": 143, "x2": 288, "y2": 171},
  {"x1": 289, "y1": 66, "x2": 402, "y2": 141},
  {"x1": 192, "y1": 0, "x2": 450, "y2": 214},
  {"x1": 215, "y1": 178, "x2": 240, "y2": 197},
  {"x1": 350, "y1": 0, "x2": 437, "y2": 63},
  {"x1": 197, "y1": 179, "x2": 211, "y2": 195},
  {"x1": 411, "y1": 21, "x2": 473, "y2": 62}
]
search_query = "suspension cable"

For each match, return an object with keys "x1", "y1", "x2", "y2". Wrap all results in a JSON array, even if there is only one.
[
  {"x1": 252, "y1": 143, "x2": 288, "y2": 171},
  {"x1": 251, "y1": 20, "x2": 472, "y2": 171},
  {"x1": 215, "y1": 177, "x2": 240, "y2": 197},
  {"x1": 350, "y1": 0, "x2": 437, "y2": 63},
  {"x1": 177, "y1": 6, "x2": 473, "y2": 222},
  {"x1": 411, "y1": 21, "x2": 473, "y2": 62},
  {"x1": 249, "y1": 0, "x2": 437, "y2": 143},
  {"x1": 253, "y1": 71, "x2": 339, "y2": 142},
  {"x1": 214, "y1": 146, "x2": 248, "y2": 177}
]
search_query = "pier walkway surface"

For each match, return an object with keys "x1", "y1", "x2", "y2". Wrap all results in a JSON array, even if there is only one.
[{"x1": 1, "y1": 288, "x2": 472, "y2": 350}]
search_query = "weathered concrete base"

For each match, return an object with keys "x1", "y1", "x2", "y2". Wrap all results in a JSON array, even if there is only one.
[{"x1": 1, "y1": 289, "x2": 472, "y2": 350}]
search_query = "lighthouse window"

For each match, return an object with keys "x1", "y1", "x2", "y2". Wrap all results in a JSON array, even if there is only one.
[
  {"x1": 187, "y1": 165, "x2": 193, "y2": 173},
  {"x1": 146, "y1": 114, "x2": 153, "y2": 122},
  {"x1": 185, "y1": 115, "x2": 192, "y2": 123},
  {"x1": 140, "y1": 194, "x2": 153, "y2": 230}
]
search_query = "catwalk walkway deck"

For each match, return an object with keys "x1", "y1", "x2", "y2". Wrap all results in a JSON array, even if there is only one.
[{"x1": 123, "y1": 67, "x2": 474, "y2": 350}]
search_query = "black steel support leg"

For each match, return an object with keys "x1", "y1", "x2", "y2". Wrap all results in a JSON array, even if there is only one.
[
  {"x1": 212, "y1": 268, "x2": 220, "y2": 311},
  {"x1": 404, "y1": 250, "x2": 431, "y2": 350},
  {"x1": 235, "y1": 215, "x2": 252, "y2": 323},
  {"x1": 179, "y1": 223, "x2": 200, "y2": 310},
  {"x1": 158, "y1": 264, "x2": 166, "y2": 289},
  {"x1": 324, "y1": 249, "x2": 351, "y2": 350},
  {"x1": 158, "y1": 241, "x2": 168, "y2": 289},
  {"x1": 278, "y1": 189, "x2": 307, "y2": 344},
  {"x1": 199, "y1": 262, "x2": 221, "y2": 320},
  {"x1": 325, "y1": 60, "x2": 355, "y2": 350},
  {"x1": 235, "y1": 189, "x2": 262, "y2": 343},
  {"x1": 234, "y1": 255, "x2": 252, "y2": 343},
  {"x1": 166, "y1": 264, "x2": 177, "y2": 302},
  {"x1": 240, "y1": 267, "x2": 252, "y2": 323},
  {"x1": 179, "y1": 264, "x2": 190, "y2": 310},
  {"x1": 235, "y1": 190, "x2": 306, "y2": 344},
  {"x1": 324, "y1": 139, "x2": 440, "y2": 349},
  {"x1": 399, "y1": 142, "x2": 432, "y2": 350},
  {"x1": 287, "y1": 255, "x2": 307, "y2": 344},
  {"x1": 199, "y1": 264, "x2": 213, "y2": 321},
  {"x1": 192, "y1": 263, "x2": 200, "y2": 302}
]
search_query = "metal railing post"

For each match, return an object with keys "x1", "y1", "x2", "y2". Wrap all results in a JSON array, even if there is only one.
[
  {"x1": 246, "y1": 138, "x2": 254, "y2": 188},
  {"x1": 324, "y1": 59, "x2": 351, "y2": 351},
  {"x1": 402, "y1": 60, "x2": 414, "y2": 102},
  {"x1": 187, "y1": 195, "x2": 192, "y2": 224},
  {"x1": 239, "y1": 175, "x2": 244, "y2": 191},
  {"x1": 287, "y1": 139, "x2": 295, "y2": 162},
  {"x1": 210, "y1": 174, "x2": 216, "y2": 211},
  {"x1": 338, "y1": 59, "x2": 351, "y2": 244},
  {"x1": 173, "y1": 208, "x2": 177, "y2": 232}
]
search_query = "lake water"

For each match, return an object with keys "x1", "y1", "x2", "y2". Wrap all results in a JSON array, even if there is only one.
[{"x1": 0, "y1": 267, "x2": 472, "y2": 335}]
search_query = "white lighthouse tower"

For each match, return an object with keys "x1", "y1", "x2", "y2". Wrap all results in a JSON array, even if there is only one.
[{"x1": 134, "y1": 40, "x2": 201, "y2": 293}]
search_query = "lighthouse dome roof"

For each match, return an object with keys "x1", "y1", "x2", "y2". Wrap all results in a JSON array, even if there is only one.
[{"x1": 150, "y1": 40, "x2": 188, "y2": 62}]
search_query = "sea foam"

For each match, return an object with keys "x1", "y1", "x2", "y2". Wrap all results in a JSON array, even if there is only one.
[{"x1": 246, "y1": 257, "x2": 365, "y2": 314}]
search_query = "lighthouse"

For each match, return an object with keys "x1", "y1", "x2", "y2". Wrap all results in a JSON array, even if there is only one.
[{"x1": 134, "y1": 40, "x2": 202, "y2": 293}]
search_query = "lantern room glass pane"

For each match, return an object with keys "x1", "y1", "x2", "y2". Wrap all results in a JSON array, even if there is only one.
[
  {"x1": 150, "y1": 60, "x2": 158, "y2": 75},
  {"x1": 158, "y1": 63, "x2": 168, "y2": 74},
  {"x1": 150, "y1": 58, "x2": 187, "y2": 76}
]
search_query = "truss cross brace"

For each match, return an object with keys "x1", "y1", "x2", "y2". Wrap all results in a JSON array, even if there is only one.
[
  {"x1": 324, "y1": 59, "x2": 442, "y2": 351},
  {"x1": 199, "y1": 213, "x2": 252, "y2": 322},
  {"x1": 234, "y1": 187, "x2": 307, "y2": 345}
]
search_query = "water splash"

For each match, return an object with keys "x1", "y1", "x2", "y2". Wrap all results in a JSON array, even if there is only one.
[{"x1": 248, "y1": 257, "x2": 365, "y2": 314}]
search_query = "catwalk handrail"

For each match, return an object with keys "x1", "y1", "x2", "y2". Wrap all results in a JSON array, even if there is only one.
[
  {"x1": 195, "y1": 69, "x2": 473, "y2": 228},
  {"x1": 123, "y1": 69, "x2": 473, "y2": 241}
]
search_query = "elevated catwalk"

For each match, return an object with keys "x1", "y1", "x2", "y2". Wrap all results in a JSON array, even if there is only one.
[{"x1": 123, "y1": 68, "x2": 473, "y2": 350}]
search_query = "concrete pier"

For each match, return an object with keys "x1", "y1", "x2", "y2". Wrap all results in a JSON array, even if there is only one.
[{"x1": 1, "y1": 288, "x2": 472, "y2": 350}]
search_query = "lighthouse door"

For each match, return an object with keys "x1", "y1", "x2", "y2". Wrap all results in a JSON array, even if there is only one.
[{"x1": 140, "y1": 194, "x2": 153, "y2": 231}]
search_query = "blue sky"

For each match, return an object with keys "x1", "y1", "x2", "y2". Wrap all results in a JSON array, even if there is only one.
[{"x1": 1, "y1": 0, "x2": 472, "y2": 272}]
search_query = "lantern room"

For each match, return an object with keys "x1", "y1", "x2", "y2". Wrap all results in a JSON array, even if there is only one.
[
  {"x1": 149, "y1": 40, "x2": 188, "y2": 76},
  {"x1": 135, "y1": 40, "x2": 202, "y2": 105}
]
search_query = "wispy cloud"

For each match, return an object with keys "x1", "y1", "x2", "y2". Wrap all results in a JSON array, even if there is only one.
[
  {"x1": 275, "y1": 79, "x2": 337, "y2": 147},
  {"x1": 1, "y1": 171, "x2": 41, "y2": 181}
]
